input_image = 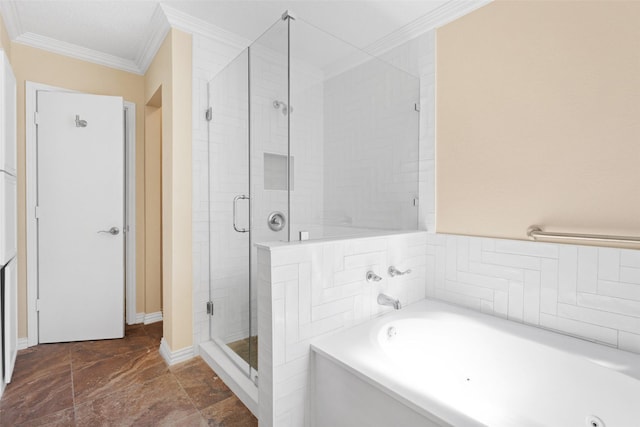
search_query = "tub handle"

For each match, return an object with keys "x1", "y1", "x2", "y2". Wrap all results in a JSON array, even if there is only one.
[
  {"x1": 388, "y1": 266, "x2": 411, "y2": 277},
  {"x1": 366, "y1": 271, "x2": 382, "y2": 282}
]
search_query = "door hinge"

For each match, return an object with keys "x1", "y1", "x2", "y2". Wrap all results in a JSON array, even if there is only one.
[
  {"x1": 205, "y1": 107, "x2": 212, "y2": 122},
  {"x1": 34, "y1": 205, "x2": 40, "y2": 219},
  {"x1": 34, "y1": 111, "x2": 39, "y2": 125},
  {"x1": 206, "y1": 301, "x2": 214, "y2": 316},
  {"x1": 36, "y1": 299, "x2": 41, "y2": 311},
  {"x1": 414, "y1": 103, "x2": 421, "y2": 112}
]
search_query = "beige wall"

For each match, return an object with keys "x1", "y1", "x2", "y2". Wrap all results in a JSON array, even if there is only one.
[
  {"x1": 145, "y1": 104, "x2": 163, "y2": 314},
  {"x1": 10, "y1": 42, "x2": 147, "y2": 337},
  {"x1": 144, "y1": 29, "x2": 193, "y2": 351},
  {"x1": 436, "y1": 1, "x2": 640, "y2": 246}
]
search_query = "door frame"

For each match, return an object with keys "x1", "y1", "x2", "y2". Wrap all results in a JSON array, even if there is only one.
[{"x1": 25, "y1": 81, "x2": 136, "y2": 345}]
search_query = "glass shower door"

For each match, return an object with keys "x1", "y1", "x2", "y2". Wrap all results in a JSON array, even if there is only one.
[
  {"x1": 207, "y1": 16, "x2": 290, "y2": 382},
  {"x1": 208, "y1": 50, "x2": 253, "y2": 378}
]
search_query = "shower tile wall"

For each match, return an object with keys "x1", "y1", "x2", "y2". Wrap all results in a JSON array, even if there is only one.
[{"x1": 323, "y1": 56, "x2": 420, "y2": 232}]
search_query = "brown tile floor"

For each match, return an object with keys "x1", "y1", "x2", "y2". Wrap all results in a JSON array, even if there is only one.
[{"x1": 0, "y1": 322, "x2": 258, "y2": 427}]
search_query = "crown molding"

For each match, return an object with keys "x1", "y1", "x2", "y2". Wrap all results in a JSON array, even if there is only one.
[
  {"x1": 135, "y1": 3, "x2": 170, "y2": 74},
  {"x1": 364, "y1": 0, "x2": 492, "y2": 57},
  {"x1": 14, "y1": 32, "x2": 142, "y2": 74},
  {"x1": 0, "y1": 1, "x2": 23, "y2": 39},
  {"x1": 160, "y1": 4, "x2": 250, "y2": 51}
]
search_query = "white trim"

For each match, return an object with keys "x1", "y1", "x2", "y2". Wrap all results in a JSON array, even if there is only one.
[
  {"x1": 161, "y1": 4, "x2": 250, "y2": 51},
  {"x1": 0, "y1": 1, "x2": 23, "y2": 39},
  {"x1": 144, "y1": 311, "x2": 163, "y2": 325},
  {"x1": 159, "y1": 337, "x2": 194, "y2": 366},
  {"x1": 14, "y1": 32, "x2": 142, "y2": 75},
  {"x1": 17, "y1": 337, "x2": 28, "y2": 351},
  {"x1": 135, "y1": 312, "x2": 145, "y2": 324},
  {"x1": 199, "y1": 341, "x2": 259, "y2": 416},
  {"x1": 124, "y1": 101, "x2": 137, "y2": 325},
  {"x1": 135, "y1": 4, "x2": 171, "y2": 74},
  {"x1": 364, "y1": 0, "x2": 493, "y2": 57}
]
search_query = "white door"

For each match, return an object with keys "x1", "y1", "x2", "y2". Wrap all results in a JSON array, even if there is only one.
[{"x1": 37, "y1": 91, "x2": 124, "y2": 343}]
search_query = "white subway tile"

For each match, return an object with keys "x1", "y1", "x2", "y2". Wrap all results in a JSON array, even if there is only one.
[
  {"x1": 494, "y1": 291, "x2": 508, "y2": 317},
  {"x1": 597, "y1": 280, "x2": 640, "y2": 302},
  {"x1": 598, "y1": 248, "x2": 620, "y2": 281},
  {"x1": 343, "y1": 251, "x2": 385, "y2": 270},
  {"x1": 558, "y1": 303, "x2": 640, "y2": 335},
  {"x1": 577, "y1": 292, "x2": 640, "y2": 319},
  {"x1": 620, "y1": 267, "x2": 640, "y2": 285},
  {"x1": 272, "y1": 264, "x2": 299, "y2": 284},
  {"x1": 540, "y1": 259, "x2": 559, "y2": 315},
  {"x1": 539, "y1": 313, "x2": 618, "y2": 346},
  {"x1": 558, "y1": 245, "x2": 578, "y2": 304},
  {"x1": 469, "y1": 238, "x2": 482, "y2": 263},
  {"x1": 508, "y1": 281, "x2": 524, "y2": 322},
  {"x1": 494, "y1": 239, "x2": 558, "y2": 259},
  {"x1": 457, "y1": 271, "x2": 509, "y2": 292},
  {"x1": 577, "y1": 246, "x2": 598, "y2": 293},
  {"x1": 434, "y1": 289, "x2": 482, "y2": 311},
  {"x1": 445, "y1": 236, "x2": 457, "y2": 281},
  {"x1": 619, "y1": 331, "x2": 640, "y2": 353},
  {"x1": 523, "y1": 270, "x2": 541, "y2": 325},
  {"x1": 468, "y1": 261, "x2": 524, "y2": 282},
  {"x1": 482, "y1": 251, "x2": 540, "y2": 271},
  {"x1": 445, "y1": 280, "x2": 494, "y2": 301},
  {"x1": 456, "y1": 236, "x2": 470, "y2": 272},
  {"x1": 621, "y1": 250, "x2": 640, "y2": 268}
]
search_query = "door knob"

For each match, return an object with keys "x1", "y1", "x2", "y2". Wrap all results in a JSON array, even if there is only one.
[{"x1": 98, "y1": 227, "x2": 120, "y2": 235}]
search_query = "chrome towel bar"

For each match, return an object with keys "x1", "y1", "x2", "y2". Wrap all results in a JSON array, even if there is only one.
[{"x1": 527, "y1": 225, "x2": 640, "y2": 245}]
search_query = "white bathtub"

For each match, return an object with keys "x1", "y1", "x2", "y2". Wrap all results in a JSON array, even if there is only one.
[{"x1": 311, "y1": 299, "x2": 640, "y2": 427}]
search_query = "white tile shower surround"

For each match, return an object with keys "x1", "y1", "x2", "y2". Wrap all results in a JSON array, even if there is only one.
[
  {"x1": 257, "y1": 231, "x2": 429, "y2": 426},
  {"x1": 426, "y1": 233, "x2": 640, "y2": 353}
]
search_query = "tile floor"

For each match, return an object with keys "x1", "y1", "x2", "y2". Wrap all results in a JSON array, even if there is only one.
[{"x1": 0, "y1": 322, "x2": 258, "y2": 426}]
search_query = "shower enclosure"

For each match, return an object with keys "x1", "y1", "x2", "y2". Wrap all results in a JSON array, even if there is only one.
[{"x1": 206, "y1": 11, "x2": 420, "y2": 389}]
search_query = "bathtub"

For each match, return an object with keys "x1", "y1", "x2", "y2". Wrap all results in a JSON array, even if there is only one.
[{"x1": 310, "y1": 299, "x2": 640, "y2": 427}]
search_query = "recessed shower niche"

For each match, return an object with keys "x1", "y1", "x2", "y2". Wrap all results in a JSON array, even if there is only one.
[
  {"x1": 205, "y1": 11, "x2": 419, "y2": 397},
  {"x1": 264, "y1": 153, "x2": 293, "y2": 191}
]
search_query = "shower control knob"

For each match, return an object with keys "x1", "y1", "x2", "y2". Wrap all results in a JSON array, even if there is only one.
[{"x1": 268, "y1": 212, "x2": 286, "y2": 232}]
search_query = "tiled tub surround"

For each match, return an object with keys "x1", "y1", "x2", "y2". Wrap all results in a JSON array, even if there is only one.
[
  {"x1": 257, "y1": 231, "x2": 428, "y2": 426},
  {"x1": 426, "y1": 234, "x2": 640, "y2": 353}
]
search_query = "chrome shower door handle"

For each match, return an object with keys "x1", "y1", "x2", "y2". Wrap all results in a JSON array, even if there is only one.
[
  {"x1": 98, "y1": 226, "x2": 120, "y2": 235},
  {"x1": 233, "y1": 195, "x2": 249, "y2": 233}
]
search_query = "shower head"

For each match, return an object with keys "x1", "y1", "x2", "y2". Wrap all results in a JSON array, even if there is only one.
[{"x1": 273, "y1": 100, "x2": 292, "y2": 116}]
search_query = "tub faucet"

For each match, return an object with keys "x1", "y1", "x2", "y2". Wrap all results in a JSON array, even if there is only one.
[{"x1": 378, "y1": 293, "x2": 402, "y2": 310}]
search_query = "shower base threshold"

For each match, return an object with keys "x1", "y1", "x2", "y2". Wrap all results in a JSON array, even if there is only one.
[{"x1": 199, "y1": 340, "x2": 258, "y2": 416}]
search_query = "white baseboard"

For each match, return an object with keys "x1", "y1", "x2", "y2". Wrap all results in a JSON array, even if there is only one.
[
  {"x1": 17, "y1": 338, "x2": 28, "y2": 350},
  {"x1": 144, "y1": 311, "x2": 163, "y2": 325},
  {"x1": 134, "y1": 313, "x2": 145, "y2": 324},
  {"x1": 159, "y1": 337, "x2": 194, "y2": 366}
]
